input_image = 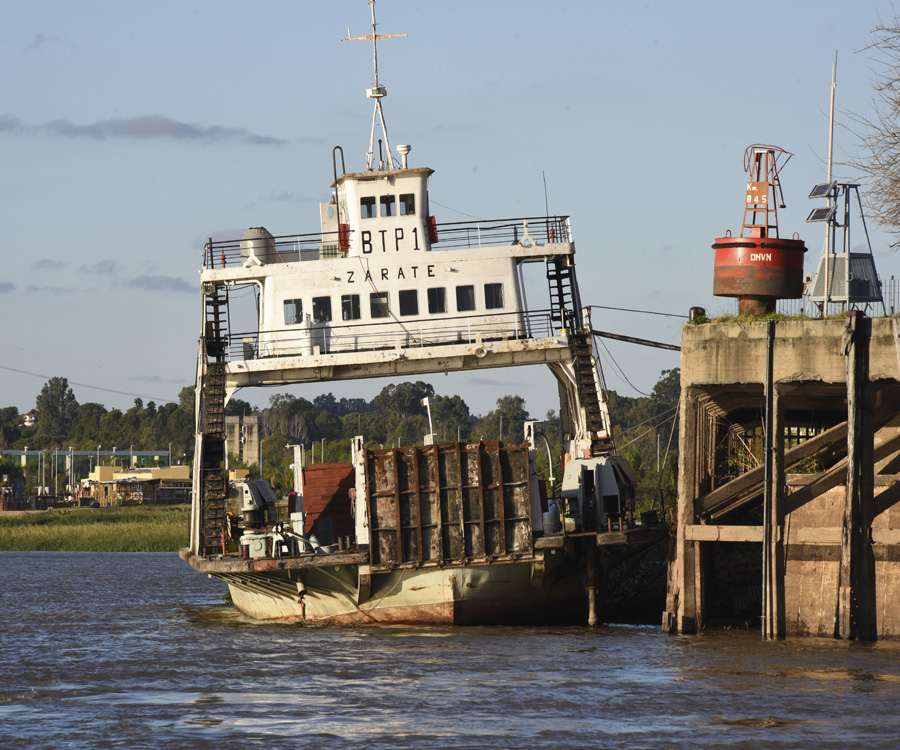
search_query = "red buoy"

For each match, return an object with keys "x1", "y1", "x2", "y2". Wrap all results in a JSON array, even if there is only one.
[{"x1": 712, "y1": 145, "x2": 807, "y2": 316}]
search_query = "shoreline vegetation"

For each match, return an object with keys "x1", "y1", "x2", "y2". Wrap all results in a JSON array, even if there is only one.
[{"x1": 0, "y1": 506, "x2": 189, "y2": 552}]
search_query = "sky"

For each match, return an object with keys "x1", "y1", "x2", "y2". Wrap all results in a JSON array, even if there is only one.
[{"x1": 1, "y1": 0, "x2": 898, "y2": 423}]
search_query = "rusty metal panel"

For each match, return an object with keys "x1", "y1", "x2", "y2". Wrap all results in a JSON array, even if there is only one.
[
  {"x1": 367, "y1": 450, "x2": 399, "y2": 566},
  {"x1": 365, "y1": 440, "x2": 533, "y2": 569}
]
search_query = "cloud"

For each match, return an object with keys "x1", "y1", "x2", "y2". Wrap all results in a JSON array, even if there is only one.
[
  {"x1": 25, "y1": 33, "x2": 51, "y2": 53},
  {"x1": 32, "y1": 258, "x2": 66, "y2": 271},
  {"x1": 268, "y1": 190, "x2": 304, "y2": 203},
  {"x1": 78, "y1": 259, "x2": 119, "y2": 275},
  {"x1": 0, "y1": 115, "x2": 24, "y2": 134},
  {"x1": 468, "y1": 374, "x2": 528, "y2": 388},
  {"x1": 24, "y1": 284, "x2": 76, "y2": 293},
  {"x1": 127, "y1": 373, "x2": 189, "y2": 385},
  {"x1": 0, "y1": 113, "x2": 285, "y2": 146},
  {"x1": 0, "y1": 282, "x2": 15, "y2": 293},
  {"x1": 126, "y1": 274, "x2": 194, "y2": 293}
]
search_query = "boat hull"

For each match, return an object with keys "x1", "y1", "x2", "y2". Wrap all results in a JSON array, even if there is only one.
[{"x1": 215, "y1": 554, "x2": 587, "y2": 626}]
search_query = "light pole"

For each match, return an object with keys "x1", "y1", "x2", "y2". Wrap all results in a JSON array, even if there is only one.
[
  {"x1": 421, "y1": 396, "x2": 435, "y2": 445},
  {"x1": 97, "y1": 445, "x2": 101, "y2": 469},
  {"x1": 69, "y1": 447, "x2": 74, "y2": 495},
  {"x1": 130, "y1": 445, "x2": 134, "y2": 468},
  {"x1": 112, "y1": 447, "x2": 117, "y2": 468}
]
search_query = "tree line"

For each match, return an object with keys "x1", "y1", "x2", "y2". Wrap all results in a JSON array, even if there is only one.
[{"x1": 0, "y1": 370, "x2": 681, "y2": 513}]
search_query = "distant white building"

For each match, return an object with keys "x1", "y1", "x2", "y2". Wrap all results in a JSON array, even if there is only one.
[{"x1": 22, "y1": 412, "x2": 35, "y2": 427}]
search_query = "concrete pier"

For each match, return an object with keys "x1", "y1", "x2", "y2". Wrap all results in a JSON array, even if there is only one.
[{"x1": 664, "y1": 313, "x2": 900, "y2": 639}]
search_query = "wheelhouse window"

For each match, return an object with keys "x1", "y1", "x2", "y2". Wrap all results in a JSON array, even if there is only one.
[
  {"x1": 312, "y1": 296, "x2": 332, "y2": 322},
  {"x1": 380, "y1": 195, "x2": 396, "y2": 217},
  {"x1": 360, "y1": 196, "x2": 376, "y2": 219},
  {"x1": 370, "y1": 291, "x2": 390, "y2": 319},
  {"x1": 283, "y1": 299, "x2": 303, "y2": 325},
  {"x1": 427, "y1": 287, "x2": 446, "y2": 314},
  {"x1": 399, "y1": 194, "x2": 416, "y2": 216},
  {"x1": 399, "y1": 290, "x2": 418, "y2": 316},
  {"x1": 342, "y1": 294, "x2": 361, "y2": 321},
  {"x1": 456, "y1": 285, "x2": 476, "y2": 312},
  {"x1": 484, "y1": 283, "x2": 504, "y2": 310}
]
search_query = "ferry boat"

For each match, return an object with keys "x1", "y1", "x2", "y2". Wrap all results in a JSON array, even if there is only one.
[{"x1": 179, "y1": 2, "x2": 645, "y2": 625}]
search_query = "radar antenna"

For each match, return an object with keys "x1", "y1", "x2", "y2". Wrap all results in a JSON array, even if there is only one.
[{"x1": 342, "y1": 0, "x2": 407, "y2": 171}]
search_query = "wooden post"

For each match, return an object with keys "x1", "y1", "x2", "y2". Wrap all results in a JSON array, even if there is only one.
[
  {"x1": 839, "y1": 312, "x2": 876, "y2": 639},
  {"x1": 762, "y1": 321, "x2": 775, "y2": 638},
  {"x1": 763, "y1": 382, "x2": 787, "y2": 638},
  {"x1": 585, "y1": 539, "x2": 598, "y2": 628},
  {"x1": 670, "y1": 386, "x2": 703, "y2": 634}
]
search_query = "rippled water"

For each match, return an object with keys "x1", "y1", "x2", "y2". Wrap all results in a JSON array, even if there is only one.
[{"x1": 2, "y1": 551, "x2": 900, "y2": 749}]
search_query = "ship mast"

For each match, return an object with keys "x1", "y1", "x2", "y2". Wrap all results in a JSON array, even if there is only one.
[{"x1": 342, "y1": 0, "x2": 407, "y2": 172}]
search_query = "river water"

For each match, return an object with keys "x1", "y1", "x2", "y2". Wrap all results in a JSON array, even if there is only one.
[{"x1": 2, "y1": 551, "x2": 899, "y2": 749}]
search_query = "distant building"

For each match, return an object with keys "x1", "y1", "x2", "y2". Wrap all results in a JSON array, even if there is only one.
[
  {"x1": 22, "y1": 412, "x2": 35, "y2": 427},
  {"x1": 83, "y1": 465, "x2": 191, "y2": 506},
  {"x1": 225, "y1": 415, "x2": 260, "y2": 467}
]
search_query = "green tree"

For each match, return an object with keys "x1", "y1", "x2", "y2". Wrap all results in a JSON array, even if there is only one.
[
  {"x1": 263, "y1": 394, "x2": 317, "y2": 443},
  {"x1": 432, "y1": 394, "x2": 473, "y2": 442},
  {"x1": 34, "y1": 377, "x2": 79, "y2": 439},
  {"x1": 227, "y1": 451, "x2": 261, "y2": 480},
  {"x1": 0, "y1": 407, "x2": 23, "y2": 448},
  {"x1": 472, "y1": 395, "x2": 530, "y2": 443},
  {"x1": 260, "y1": 432, "x2": 293, "y2": 495},
  {"x1": 225, "y1": 398, "x2": 253, "y2": 417},
  {"x1": 69, "y1": 402, "x2": 108, "y2": 446}
]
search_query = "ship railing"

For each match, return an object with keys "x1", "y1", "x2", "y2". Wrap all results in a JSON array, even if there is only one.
[
  {"x1": 225, "y1": 309, "x2": 562, "y2": 362},
  {"x1": 429, "y1": 215, "x2": 572, "y2": 251},
  {"x1": 201, "y1": 216, "x2": 573, "y2": 270}
]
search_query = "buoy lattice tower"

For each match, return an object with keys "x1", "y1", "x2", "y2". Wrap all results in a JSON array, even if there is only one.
[{"x1": 712, "y1": 144, "x2": 807, "y2": 316}]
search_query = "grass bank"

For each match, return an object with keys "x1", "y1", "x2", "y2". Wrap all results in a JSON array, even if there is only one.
[{"x1": 0, "y1": 507, "x2": 190, "y2": 551}]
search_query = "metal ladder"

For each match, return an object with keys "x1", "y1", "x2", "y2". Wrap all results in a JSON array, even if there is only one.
[
  {"x1": 571, "y1": 331, "x2": 614, "y2": 456},
  {"x1": 546, "y1": 258, "x2": 575, "y2": 327},
  {"x1": 198, "y1": 285, "x2": 229, "y2": 553}
]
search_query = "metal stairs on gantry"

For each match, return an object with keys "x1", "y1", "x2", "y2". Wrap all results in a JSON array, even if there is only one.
[
  {"x1": 547, "y1": 257, "x2": 577, "y2": 329},
  {"x1": 199, "y1": 285, "x2": 229, "y2": 553},
  {"x1": 571, "y1": 331, "x2": 614, "y2": 456}
]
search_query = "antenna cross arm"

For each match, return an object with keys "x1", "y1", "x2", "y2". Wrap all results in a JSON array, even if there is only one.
[{"x1": 342, "y1": 33, "x2": 407, "y2": 41}]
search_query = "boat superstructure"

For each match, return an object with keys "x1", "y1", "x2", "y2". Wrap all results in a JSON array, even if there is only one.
[{"x1": 181, "y1": 2, "x2": 646, "y2": 625}]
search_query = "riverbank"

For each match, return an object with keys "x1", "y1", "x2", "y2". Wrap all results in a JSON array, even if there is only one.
[{"x1": 0, "y1": 506, "x2": 189, "y2": 551}]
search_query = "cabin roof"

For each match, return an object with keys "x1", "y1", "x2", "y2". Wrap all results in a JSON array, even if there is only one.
[{"x1": 332, "y1": 166, "x2": 434, "y2": 187}]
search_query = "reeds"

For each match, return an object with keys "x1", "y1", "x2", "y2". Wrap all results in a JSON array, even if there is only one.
[{"x1": 0, "y1": 507, "x2": 189, "y2": 551}]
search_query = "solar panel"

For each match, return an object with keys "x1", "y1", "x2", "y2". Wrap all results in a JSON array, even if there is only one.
[
  {"x1": 807, "y1": 206, "x2": 837, "y2": 222},
  {"x1": 809, "y1": 182, "x2": 835, "y2": 199}
]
